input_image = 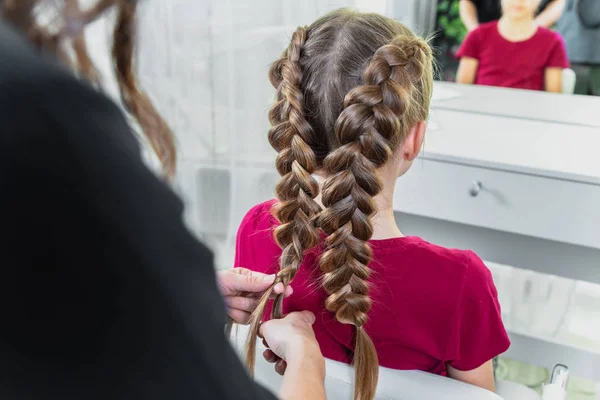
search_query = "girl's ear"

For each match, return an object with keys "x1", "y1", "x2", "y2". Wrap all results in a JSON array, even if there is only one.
[{"x1": 402, "y1": 120, "x2": 426, "y2": 161}]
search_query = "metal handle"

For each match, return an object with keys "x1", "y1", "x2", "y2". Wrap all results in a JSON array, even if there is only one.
[{"x1": 469, "y1": 180, "x2": 483, "y2": 197}]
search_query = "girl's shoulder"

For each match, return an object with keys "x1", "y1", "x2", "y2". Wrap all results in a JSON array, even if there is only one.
[
  {"x1": 471, "y1": 20, "x2": 500, "y2": 38},
  {"x1": 370, "y1": 236, "x2": 494, "y2": 303},
  {"x1": 239, "y1": 199, "x2": 278, "y2": 232},
  {"x1": 371, "y1": 235, "x2": 485, "y2": 272},
  {"x1": 235, "y1": 200, "x2": 280, "y2": 272},
  {"x1": 535, "y1": 25, "x2": 566, "y2": 45}
]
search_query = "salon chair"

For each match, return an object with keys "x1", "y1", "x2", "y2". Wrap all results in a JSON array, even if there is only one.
[
  {"x1": 562, "y1": 68, "x2": 577, "y2": 94},
  {"x1": 230, "y1": 325, "x2": 568, "y2": 400}
]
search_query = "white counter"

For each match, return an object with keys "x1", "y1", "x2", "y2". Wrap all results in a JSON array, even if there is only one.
[
  {"x1": 425, "y1": 108, "x2": 600, "y2": 185},
  {"x1": 433, "y1": 82, "x2": 600, "y2": 128}
]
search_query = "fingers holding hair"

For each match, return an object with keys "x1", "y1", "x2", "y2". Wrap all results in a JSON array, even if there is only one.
[{"x1": 221, "y1": 268, "x2": 294, "y2": 297}]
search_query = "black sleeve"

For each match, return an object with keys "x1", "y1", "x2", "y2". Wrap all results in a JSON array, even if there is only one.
[{"x1": 0, "y1": 23, "x2": 276, "y2": 400}]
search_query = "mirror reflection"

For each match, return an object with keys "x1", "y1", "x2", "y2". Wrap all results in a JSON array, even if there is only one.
[{"x1": 435, "y1": 0, "x2": 600, "y2": 95}]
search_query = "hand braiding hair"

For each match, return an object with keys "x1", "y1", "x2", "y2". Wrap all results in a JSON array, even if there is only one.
[
  {"x1": 317, "y1": 35, "x2": 431, "y2": 400},
  {"x1": 242, "y1": 26, "x2": 323, "y2": 374}
]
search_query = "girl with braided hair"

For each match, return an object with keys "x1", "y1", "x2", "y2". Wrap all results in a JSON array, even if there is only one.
[{"x1": 235, "y1": 8, "x2": 510, "y2": 399}]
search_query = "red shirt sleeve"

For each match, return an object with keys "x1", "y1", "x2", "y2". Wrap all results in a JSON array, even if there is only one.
[
  {"x1": 235, "y1": 206, "x2": 258, "y2": 269},
  {"x1": 455, "y1": 28, "x2": 482, "y2": 60},
  {"x1": 546, "y1": 33, "x2": 570, "y2": 68},
  {"x1": 234, "y1": 201, "x2": 276, "y2": 273},
  {"x1": 444, "y1": 251, "x2": 510, "y2": 371}
]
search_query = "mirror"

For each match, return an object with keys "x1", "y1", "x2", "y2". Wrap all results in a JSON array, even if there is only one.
[{"x1": 433, "y1": 0, "x2": 600, "y2": 96}]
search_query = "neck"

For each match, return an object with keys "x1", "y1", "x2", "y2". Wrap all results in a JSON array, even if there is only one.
[
  {"x1": 370, "y1": 181, "x2": 403, "y2": 240},
  {"x1": 313, "y1": 173, "x2": 403, "y2": 240},
  {"x1": 499, "y1": 15, "x2": 537, "y2": 38}
]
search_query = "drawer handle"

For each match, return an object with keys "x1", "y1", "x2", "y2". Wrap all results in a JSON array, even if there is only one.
[{"x1": 469, "y1": 180, "x2": 483, "y2": 197}]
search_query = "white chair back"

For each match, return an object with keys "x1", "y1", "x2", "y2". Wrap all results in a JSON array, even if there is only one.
[
  {"x1": 562, "y1": 68, "x2": 577, "y2": 94},
  {"x1": 230, "y1": 325, "x2": 519, "y2": 400}
]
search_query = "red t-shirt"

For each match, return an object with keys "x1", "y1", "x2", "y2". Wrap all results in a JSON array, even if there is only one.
[
  {"x1": 235, "y1": 200, "x2": 510, "y2": 375},
  {"x1": 456, "y1": 21, "x2": 569, "y2": 91}
]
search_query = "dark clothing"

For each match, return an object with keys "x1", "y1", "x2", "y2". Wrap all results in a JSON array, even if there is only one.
[
  {"x1": 466, "y1": 0, "x2": 552, "y2": 23},
  {"x1": 571, "y1": 64, "x2": 600, "y2": 95},
  {"x1": 0, "y1": 20, "x2": 275, "y2": 400},
  {"x1": 467, "y1": 0, "x2": 503, "y2": 23}
]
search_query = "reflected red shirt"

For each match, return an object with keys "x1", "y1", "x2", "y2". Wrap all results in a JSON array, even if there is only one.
[
  {"x1": 456, "y1": 21, "x2": 569, "y2": 91},
  {"x1": 235, "y1": 200, "x2": 510, "y2": 375}
]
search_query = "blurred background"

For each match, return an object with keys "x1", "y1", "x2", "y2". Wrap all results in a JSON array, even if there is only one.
[{"x1": 79, "y1": 0, "x2": 600, "y2": 398}]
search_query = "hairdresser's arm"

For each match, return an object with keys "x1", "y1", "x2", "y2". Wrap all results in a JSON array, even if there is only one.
[
  {"x1": 279, "y1": 340, "x2": 326, "y2": 400},
  {"x1": 459, "y1": 0, "x2": 480, "y2": 32},
  {"x1": 535, "y1": 0, "x2": 566, "y2": 28},
  {"x1": 447, "y1": 360, "x2": 495, "y2": 392},
  {"x1": 545, "y1": 67, "x2": 563, "y2": 93},
  {"x1": 456, "y1": 57, "x2": 479, "y2": 84},
  {"x1": 261, "y1": 312, "x2": 327, "y2": 400}
]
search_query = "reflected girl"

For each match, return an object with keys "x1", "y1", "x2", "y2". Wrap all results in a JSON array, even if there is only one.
[{"x1": 456, "y1": 0, "x2": 569, "y2": 92}]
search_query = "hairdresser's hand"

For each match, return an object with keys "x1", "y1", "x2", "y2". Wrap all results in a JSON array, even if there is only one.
[
  {"x1": 260, "y1": 311, "x2": 324, "y2": 376},
  {"x1": 218, "y1": 267, "x2": 293, "y2": 324}
]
